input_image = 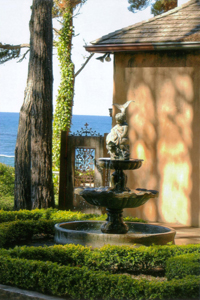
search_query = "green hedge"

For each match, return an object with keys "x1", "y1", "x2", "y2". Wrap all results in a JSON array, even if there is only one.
[
  {"x1": 166, "y1": 253, "x2": 200, "y2": 280},
  {"x1": 0, "y1": 163, "x2": 14, "y2": 198},
  {"x1": 0, "y1": 208, "x2": 146, "y2": 223},
  {"x1": 0, "y1": 255, "x2": 199, "y2": 299},
  {"x1": 1, "y1": 242, "x2": 199, "y2": 273},
  {"x1": 0, "y1": 209, "x2": 199, "y2": 299},
  {"x1": 0, "y1": 219, "x2": 56, "y2": 248}
]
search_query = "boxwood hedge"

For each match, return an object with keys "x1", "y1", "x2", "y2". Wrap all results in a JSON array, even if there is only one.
[
  {"x1": 0, "y1": 255, "x2": 199, "y2": 300},
  {"x1": 0, "y1": 209, "x2": 199, "y2": 299},
  {"x1": 166, "y1": 252, "x2": 200, "y2": 280}
]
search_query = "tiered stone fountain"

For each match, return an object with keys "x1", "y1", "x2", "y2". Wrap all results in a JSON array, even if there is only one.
[{"x1": 55, "y1": 101, "x2": 175, "y2": 247}]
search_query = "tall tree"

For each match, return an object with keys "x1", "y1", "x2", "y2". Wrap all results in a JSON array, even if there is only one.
[{"x1": 15, "y1": 0, "x2": 54, "y2": 209}]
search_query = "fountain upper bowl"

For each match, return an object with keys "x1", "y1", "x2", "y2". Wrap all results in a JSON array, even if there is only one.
[{"x1": 97, "y1": 158, "x2": 143, "y2": 170}]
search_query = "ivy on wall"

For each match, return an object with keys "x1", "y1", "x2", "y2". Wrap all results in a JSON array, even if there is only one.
[{"x1": 53, "y1": 7, "x2": 74, "y2": 171}]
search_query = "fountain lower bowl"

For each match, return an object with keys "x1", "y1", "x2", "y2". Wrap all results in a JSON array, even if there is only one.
[{"x1": 54, "y1": 221, "x2": 176, "y2": 248}]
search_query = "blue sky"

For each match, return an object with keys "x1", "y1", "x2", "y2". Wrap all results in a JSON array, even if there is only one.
[{"x1": 0, "y1": 0, "x2": 187, "y2": 116}]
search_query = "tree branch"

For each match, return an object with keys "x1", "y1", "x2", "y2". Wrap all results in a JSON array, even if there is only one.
[
  {"x1": 0, "y1": 43, "x2": 30, "y2": 50},
  {"x1": 75, "y1": 53, "x2": 94, "y2": 77},
  {"x1": 53, "y1": 27, "x2": 61, "y2": 36},
  {"x1": 0, "y1": 43, "x2": 30, "y2": 64},
  {"x1": 17, "y1": 48, "x2": 30, "y2": 63}
]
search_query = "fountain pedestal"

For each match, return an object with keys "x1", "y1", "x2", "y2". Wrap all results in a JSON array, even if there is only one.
[{"x1": 101, "y1": 208, "x2": 128, "y2": 234}]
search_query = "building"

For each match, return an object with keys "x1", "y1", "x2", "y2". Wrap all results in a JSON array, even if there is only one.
[{"x1": 85, "y1": 0, "x2": 200, "y2": 226}]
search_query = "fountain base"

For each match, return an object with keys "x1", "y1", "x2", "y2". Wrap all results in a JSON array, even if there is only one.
[{"x1": 54, "y1": 221, "x2": 176, "y2": 248}]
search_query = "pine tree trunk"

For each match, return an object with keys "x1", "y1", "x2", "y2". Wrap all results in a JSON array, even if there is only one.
[{"x1": 15, "y1": 0, "x2": 54, "y2": 209}]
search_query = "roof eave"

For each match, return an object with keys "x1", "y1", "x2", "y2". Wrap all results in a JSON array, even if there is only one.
[{"x1": 85, "y1": 42, "x2": 200, "y2": 53}]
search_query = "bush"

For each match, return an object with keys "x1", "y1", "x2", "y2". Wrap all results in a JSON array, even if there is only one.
[
  {"x1": 0, "y1": 207, "x2": 199, "y2": 299},
  {"x1": 0, "y1": 208, "x2": 146, "y2": 224},
  {"x1": 1, "y1": 242, "x2": 199, "y2": 273},
  {"x1": 0, "y1": 163, "x2": 14, "y2": 197},
  {"x1": 0, "y1": 196, "x2": 14, "y2": 211},
  {"x1": 0, "y1": 255, "x2": 199, "y2": 299},
  {"x1": 0, "y1": 163, "x2": 14, "y2": 210},
  {"x1": 166, "y1": 253, "x2": 200, "y2": 280},
  {"x1": 0, "y1": 219, "x2": 55, "y2": 248}
]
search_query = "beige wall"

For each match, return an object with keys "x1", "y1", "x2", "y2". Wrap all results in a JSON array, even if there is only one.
[{"x1": 113, "y1": 51, "x2": 200, "y2": 226}]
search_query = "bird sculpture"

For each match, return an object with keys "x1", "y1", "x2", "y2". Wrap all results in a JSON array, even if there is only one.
[{"x1": 106, "y1": 100, "x2": 134, "y2": 160}]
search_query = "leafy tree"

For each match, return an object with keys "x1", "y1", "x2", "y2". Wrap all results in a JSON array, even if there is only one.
[
  {"x1": 127, "y1": 0, "x2": 151, "y2": 13},
  {"x1": 127, "y1": 0, "x2": 177, "y2": 16},
  {"x1": 151, "y1": 0, "x2": 177, "y2": 15}
]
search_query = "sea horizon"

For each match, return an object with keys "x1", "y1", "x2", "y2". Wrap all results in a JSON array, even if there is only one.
[{"x1": 0, "y1": 112, "x2": 112, "y2": 167}]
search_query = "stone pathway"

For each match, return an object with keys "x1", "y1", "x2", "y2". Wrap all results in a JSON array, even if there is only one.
[{"x1": 0, "y1": 285, "x2": 67, "y2": 300}]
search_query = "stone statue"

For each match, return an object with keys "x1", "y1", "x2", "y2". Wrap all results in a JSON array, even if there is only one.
[{"x1": 106, "y1": 100, "x2": 134, "y2": 160}]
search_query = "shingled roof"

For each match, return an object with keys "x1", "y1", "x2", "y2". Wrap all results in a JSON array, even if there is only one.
[{"x1": 85, "y1": 0, "x2": 200, "y2": 53}]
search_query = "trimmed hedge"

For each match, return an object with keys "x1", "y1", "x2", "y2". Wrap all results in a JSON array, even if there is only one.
[
  {"x1": 166, "y1": 253, "x2": 200, "y2": 280},
  {"x1": 0, "y1": 208, "x2": 146, "y2": 223},
  {"x1": 0, "y1": 255, "x2": 199, "y2": 299},
  {"x1": 1, "y1": 243, "x2": 200, "y2": 273},
  {"x1": 0, "y1": 209, "x2": 199, "y2": 299},
  {"x1": 0, "y1": 220, "x2": 55, "y2": 248}
]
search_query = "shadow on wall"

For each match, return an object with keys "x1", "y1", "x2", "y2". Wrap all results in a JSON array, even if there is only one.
[{"x1": 122, "y1": 66, "x2": 194, "y2": 225}]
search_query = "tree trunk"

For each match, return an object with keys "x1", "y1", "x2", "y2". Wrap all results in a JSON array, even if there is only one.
[{"x1": 15, "y1": 0, "x2": 54, "y2": 210}]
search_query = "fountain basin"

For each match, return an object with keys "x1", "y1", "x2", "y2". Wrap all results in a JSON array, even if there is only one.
[
  {"x1": 54, "y1": 221, "x2": 176, "y2": 248},
  {"x1": 97, "y1": 158, "x2": 143, "y2": 170},
  {"x1": 75, "y1": 187, "x2": 158, "y2": 210}
]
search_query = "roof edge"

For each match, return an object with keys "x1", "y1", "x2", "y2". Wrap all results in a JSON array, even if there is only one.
[
  {"x1": 85, "y1": 41, "x2": 200, "y2": 53},
  {"x1": 91, "y1": 0, "x2": 196, "y2": 45}
]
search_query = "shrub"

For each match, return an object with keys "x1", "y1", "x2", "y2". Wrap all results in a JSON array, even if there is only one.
[
  {"x1": 0, "y1": 163, "x2": 14, "y2": 210},
  {"x1": 0, "y1": 163, "x2": 14, "y2": 197},
  {"x1": 0, "y1": 219, "x2": 55, "y2": 248},
  {"x1": 1, "y1": 242, "x2": 200, "y2": 273},
  {"x1": 166, "y1": 252, "x2": 200, "y2": 280},
  {"x1": 0, "y1": 255, "x2": 199, "y2": 299},
  {"x1": 0, "y1": 208, "x2": 146, "y2": 223},
  {"x1": 0, "y1": 196, "x2": 14, "y2": 211}
]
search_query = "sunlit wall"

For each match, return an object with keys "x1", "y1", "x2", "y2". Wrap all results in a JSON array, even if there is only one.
[{"x1": 113, "y1": 51, "x2": 200, "y2": 226}]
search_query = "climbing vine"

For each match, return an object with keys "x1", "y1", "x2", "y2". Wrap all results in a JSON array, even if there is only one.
[{"x1": 53, "y1": 7, "x2": 74, "y2": 171}]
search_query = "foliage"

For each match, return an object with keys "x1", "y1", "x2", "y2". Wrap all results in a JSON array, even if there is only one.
[
  {"x1": 128, "y1": 0, "x2": 151, "y2": 13},
  {"x1": 0, "y1": 196, "x2": 14, "y2": 211},
  {"x1": 0, "y1": 207, "x2": 199, "y2": 299},
  {"x1": 0, "y1": 254, "x2": 199, "y2": 299},
  {"x1": 128, "y1": 0, "x2": 177, "y2": 16},
  {"x1": 0, "y1": 208, "x2": 146, "y2": 224},
  {"x1": 0, "y1": 243, "x2": 199, "y2": 273},
  {"x1": 151, "y1": 0, "x2": 177, "y2": 16},
  {"x1": 0, "y1": 45, "x2": 20, "y2": 64},
  {"x1": 166, "y1": 252, "x2": 200, "y2": 280},
  {"x1": 52, "y1": 172, "x2": 59, "y2": 196},
  {"x1": 0, "y1": 212, "x2": 199, "y2": 269},
  {"x1": 0, "y1": 163, "x2": 14, "y2": 198},
  {"x1": 52, "y1": 7, "x2": 74, "y2": 170}
]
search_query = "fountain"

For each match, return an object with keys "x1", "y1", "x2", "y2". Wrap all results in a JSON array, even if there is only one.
[{"x1": 55, "y1": 101, "x2": 176, "y2": 247}]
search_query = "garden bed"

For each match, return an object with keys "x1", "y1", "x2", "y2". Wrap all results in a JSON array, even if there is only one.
[{"x1": 0, "y1": 209, "x2": 199, "y2": 300}]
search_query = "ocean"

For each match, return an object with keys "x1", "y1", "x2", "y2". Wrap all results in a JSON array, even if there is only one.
[{"x1": 0, "y1": 112, "x2": 112, "y2": 167}]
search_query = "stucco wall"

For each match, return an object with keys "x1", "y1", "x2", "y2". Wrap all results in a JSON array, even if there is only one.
[{"x1": 113, "y1": 51, "x2": 200, "y2": 226}]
